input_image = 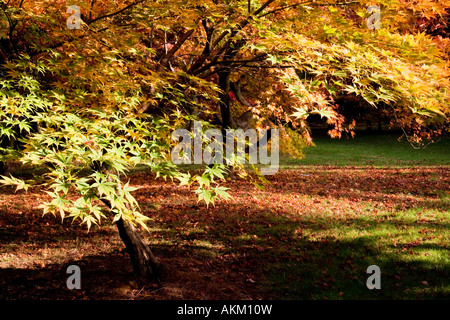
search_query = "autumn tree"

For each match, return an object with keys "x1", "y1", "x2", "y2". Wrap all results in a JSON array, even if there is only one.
[{"x1": 1, "y1": 0, "x2": 449, "y2": 280}]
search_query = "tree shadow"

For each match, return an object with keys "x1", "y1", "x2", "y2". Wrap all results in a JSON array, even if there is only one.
[
  {"x1": 159, "y1": 205, "x2": 449, "y2": 299},
  {"x1": 0, "y1": 251, "x2": 136, "y2": 300},
  {"x1": 1, "y1": 167, "x2": 448, "y2": 299},
  {"x1": 136, "y1": 168, "x2": 449, "y2": 299}
]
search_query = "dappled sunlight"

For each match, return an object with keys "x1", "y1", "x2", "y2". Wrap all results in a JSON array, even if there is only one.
[{"x1": 1, "y1": 165, "x2": 448, "y2": 299}]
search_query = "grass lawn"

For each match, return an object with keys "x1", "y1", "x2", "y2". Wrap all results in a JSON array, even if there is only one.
[
  {"x1": 282, "y1": 131, "x2": 450, "y2": 167},
  {"x1": 0, "y1": 133, "x2": 449, "y2": 300}
]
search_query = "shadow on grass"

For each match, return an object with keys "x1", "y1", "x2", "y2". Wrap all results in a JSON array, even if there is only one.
[
  {"x1": 188, "y1": 211, "x2": 449, "y2": 299},
  {"x1": 138, "y1": 167, "x2": 449, "y2": 299},
  {"x1": 1, "y1": 204, "x2": 448, "y2": 299},
  {"x1": 0, "y1": 251, "x2": 136, "y2": 300},
  {"x1": 0, "y1": 242, "x2": 267, "y2": 300},
  {"x1": 1, "y1": 166, "x2": 448, "y2": 299}
]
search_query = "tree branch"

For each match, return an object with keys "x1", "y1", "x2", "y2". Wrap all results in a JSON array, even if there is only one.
[
  {"x1": 195, "y1": 53, "x2": 268, "y2": 77},
  {"x1": 188, "y1": 19, "x2": 214, "y2": 73},
  {"x1": 189, "y1": 0, "x2": 276, "y2": 75},
  {"x1": 258, "y1": 1, "x2": 312, "y2": 18},
  {"x1": 231, "y1": 79, "x2": 253, "y2": 109},
  {"x1": 87, "y1": 0, "x2": 146, "y2": 25},
  {"x1": 157, "y1": 28, "x2": 195, "y2": 72},
  {"x1": 258, "y1": 0, "x2": 361, "y2": 18}
]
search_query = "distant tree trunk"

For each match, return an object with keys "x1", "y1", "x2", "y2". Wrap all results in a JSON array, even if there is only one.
[
  {"x1": 1, "y1": 138, "x2": 14, "y2": 175},
  {"x1": 0, "y1": 161, "x2": 8, "y2": 176},
  {"x1": 217, "y1": 70, "x2": 238, "y2": 179},
  {"x1": 216, "y1": 71, "x2": 273, "y2": 180},
  {"x1": 218, "y1": 70, "x2": 236, "y2": 130}
]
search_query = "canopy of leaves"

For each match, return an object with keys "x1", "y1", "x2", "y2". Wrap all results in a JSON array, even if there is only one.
[{"x1": 1, "y1": 0, "x2": 449, "y2": 228}]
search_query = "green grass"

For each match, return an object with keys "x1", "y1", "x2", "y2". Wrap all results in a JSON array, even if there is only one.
[
  {"x1": 282, "y1": 132, "x2": 450, "y2": 167},
  {"x1": 260, "y1": 133, "x2": 449, "y2": 299},
  {"x1": 254, "y1": 207, "x2": 449, "y2": 299}
]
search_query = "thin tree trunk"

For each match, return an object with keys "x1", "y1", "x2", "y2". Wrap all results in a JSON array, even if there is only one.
[
  {"x1": 101, "y1": 198, "x2": 170, "y2": 281},
  {"x1": 115, "y1": 217, "x2": 163, "y2": 280}
]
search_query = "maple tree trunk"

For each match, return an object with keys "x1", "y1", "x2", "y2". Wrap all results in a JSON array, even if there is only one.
[
  {"x1": 100, "y1": 197, "x2": 169, "y2": 281},
  {"x1": 218, "y1": 70, "x2": 236, "y2": 130},
  {"x1": 115, "y1": 217, "x2": 166, "y2": 281}
]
